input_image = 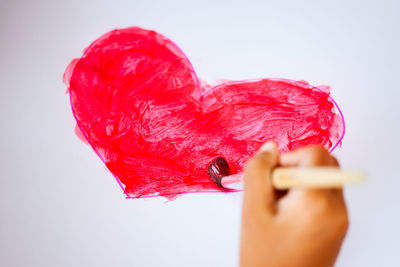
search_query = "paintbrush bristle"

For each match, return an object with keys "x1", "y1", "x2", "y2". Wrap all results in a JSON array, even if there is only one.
[{"x1": 207, "y1": 157, "x2": 230, "y2": 187}]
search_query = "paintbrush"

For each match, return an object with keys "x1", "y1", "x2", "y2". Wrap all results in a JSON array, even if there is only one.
[{"x1": 208, "y1": 157, "x2": 364, "y2": 190}]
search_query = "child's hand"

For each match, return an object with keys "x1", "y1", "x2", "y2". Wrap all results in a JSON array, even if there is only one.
[{"x1": 240, "y1": 142, "x2": 349, "y2": 267}]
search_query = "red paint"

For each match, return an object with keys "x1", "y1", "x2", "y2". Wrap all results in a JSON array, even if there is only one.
[{"x1": 64, "y1": 27, "x2": 344, "y2": 199}]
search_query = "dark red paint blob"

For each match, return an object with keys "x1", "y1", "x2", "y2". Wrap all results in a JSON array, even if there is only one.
[
  {"x1": 64, "y1": 27, "x2": 344, "y2": 199},
  {"x1": 208, "y1": 157, "x2": 230, "y2": 188}
]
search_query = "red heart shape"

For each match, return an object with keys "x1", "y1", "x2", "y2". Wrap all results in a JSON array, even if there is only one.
[{"x1": 64, "y1": 27, "x2": 344, "y2": 199}]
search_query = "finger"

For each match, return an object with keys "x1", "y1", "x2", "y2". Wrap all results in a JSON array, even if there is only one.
[{"x1": 243, "y1": 141, "x2": 279, "y2": 215}]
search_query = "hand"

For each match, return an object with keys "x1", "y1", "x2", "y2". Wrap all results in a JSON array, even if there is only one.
[{"x1": 240, "y1": 142, "x2": 349, "y2": 267}]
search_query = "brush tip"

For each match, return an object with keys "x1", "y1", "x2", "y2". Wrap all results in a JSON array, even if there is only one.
[{"x1": 207, "y1": 157, "x2": 230, "y2": 187}]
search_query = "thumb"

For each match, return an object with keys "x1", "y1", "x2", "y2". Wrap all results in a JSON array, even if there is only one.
[{"x1": 243, "y1": 141, "x2": 279, "y2": 215}]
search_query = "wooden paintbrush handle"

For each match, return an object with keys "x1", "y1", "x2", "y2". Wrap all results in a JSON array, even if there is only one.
[
  {"x1": 220, "y1": 167, "x2": 364, "y2": 190},
  {"x1": 272, "y1": 167, "x2": 364, "y2": 189}
]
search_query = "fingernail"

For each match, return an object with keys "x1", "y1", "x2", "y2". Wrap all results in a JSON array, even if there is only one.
[{"x1": 258, "y1": 141, "x2": 277, "y2": 153}]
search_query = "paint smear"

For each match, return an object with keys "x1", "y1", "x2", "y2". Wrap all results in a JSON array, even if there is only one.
[{"x1": 64, "y1": 27, "x2": 344, "y2": 199}]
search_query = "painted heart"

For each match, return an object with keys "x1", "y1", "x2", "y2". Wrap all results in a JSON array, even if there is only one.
[{"x1": 64, "y1": 27, "x2": 344, "y2": 199}]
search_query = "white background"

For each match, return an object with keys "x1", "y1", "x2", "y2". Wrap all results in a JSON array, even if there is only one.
[{"x1": 1, "y1": 0, "x2": 399, "y2": 266}]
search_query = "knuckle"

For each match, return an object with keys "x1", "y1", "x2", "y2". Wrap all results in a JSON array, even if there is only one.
[
  {"x1": 332, "y1": 157, "x2": 340, "y2": 167},
  {"x1": 306, "y1": 145, "x2": 331, "y2": 165}
]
